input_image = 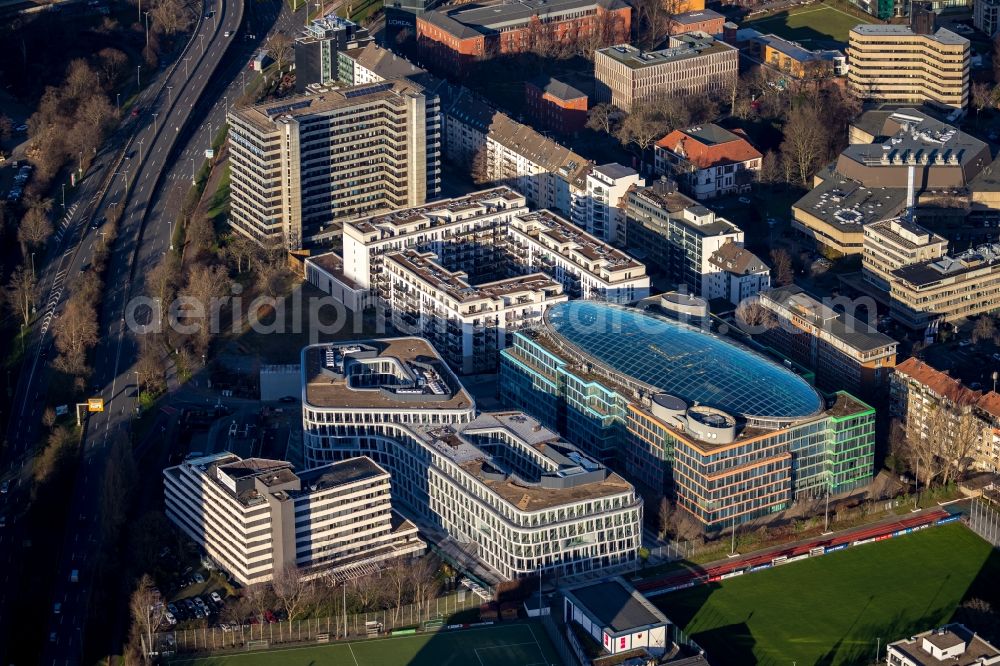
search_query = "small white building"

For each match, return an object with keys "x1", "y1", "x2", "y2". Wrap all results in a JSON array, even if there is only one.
[
  {"x1": 564, "y1": 577, "x2": 670, "y2": 657},
  {"x1": 706, "y1": 240, "x2": 771, "y2": 305},
  {"x1": 886, "y1": 623, "x2": 1000, "y2": 666}
]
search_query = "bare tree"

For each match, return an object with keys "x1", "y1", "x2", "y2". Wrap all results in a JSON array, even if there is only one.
[
  {"x1": 18, "y1": 197, "x2": 54, "y2": 252},
  {"x1": 271, "y1": 565, "x2": 313, "y2": 622},
  {"x1": 136, "y1": 340, "x2": 166, "y2": 395},
  {"x1": 769, "y1": 248, "x2": 794, "y2": 286},
  {"x1": 384, "y1": 559, "x2": 410, "y2": 622},
  {"x1": 0, "y1": 114, "x2": 12, "y2": 141},
  {"x1": 735, "y1": 298, "x2": 776, "y2": 332},
  {"x1": 129, "y1": 574, "x2": 165, "y2": 662},
  {"x1": 973, "y1": 81, "x2": 994, "y2": 116},
  {"x1": 780, "y1": 104, "x2": 828, "y2": 185},
  {"x1": 586, "y1": 103, "x2": 617, "y2": 135},
  {"x1": 972, "y1": 315, "x2": 996, "y2": 345},
  {"x1": 224, "y1": 233, "x2": 259, "y2": 274},
  {"x1": 940, "y1": 412, "x2": 983, "y2": 485},
  {"x1": 470, "y1": 145, "x2": 491, "y2": 186},
  {"x1": 98, "y1": 48, "x2": 129, "y2": 88},
  {"x1": 182, "y1": 264, "x2": 231, "y2": 355},
  {"x1": 243, "y1": 583, "x2": 273, "y2": 623},
  {"x1": 52, "y1": 295, "x2": 99, "y2": 378},
  {"x1": 6, "y1": 263, "x2": 37, "y2": 327},
  {"x1": 266, "y1": 32, "x2": 294, "y2": 72},
  {"x1": 408, "y1": 557, "x2": 440, "y2": 621},
  {"x1": 657, "y1": 495, "x2": 672, "y2": 540},
  {"x1": 149, "y1": 0, "x2": 193, "y2": 35}
]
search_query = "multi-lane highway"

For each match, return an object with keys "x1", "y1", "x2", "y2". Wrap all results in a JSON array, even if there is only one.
[{"x1": 0, "y1": 0, "x2": 298, "y2": 662}]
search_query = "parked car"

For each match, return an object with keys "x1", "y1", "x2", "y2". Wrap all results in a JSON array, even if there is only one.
[
  {"x1": 164, "y1": 612, "x2": 177, "y2": 625},
  {"x1": 210, "y1": 591, "x2": 223, "y2": 604},
  {"x1": 15, "y1": 124, "x2": 28, "y2": 134},
  {"x1": 193, "y1": 572, "x2": 205, "y2": 584}
]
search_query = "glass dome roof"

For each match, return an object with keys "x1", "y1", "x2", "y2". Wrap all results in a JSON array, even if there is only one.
[{"x1": 545, "y1": 301, "x2": 823, "y2": 420}]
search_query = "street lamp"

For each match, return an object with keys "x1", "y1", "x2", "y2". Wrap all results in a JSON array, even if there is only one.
[
  {"x1": 30, "y1": 252, "x2": 35, "y2": 279},
  {"x1": 116, "y1": 93, "x2": 121, "y2": 112},
  {"x1": 137, "y1": 137, "x2": 144, "y2": 163},
  {"x1": 190, "y1": 157, "x2": 196, "y2": 185},
  {"x1": 184, "y1": 57, "x2": 191, "y2": 79},
  {"x1": 137, "y1": 64, "x2": 141, "y2": 89},
  {"x1": 152, "y1": 112, "x2": 158, "y2": 133},
  {"x1": 144, "y1": 11, "x2": 150, "y2": 48},
  {"x1": 113, "y1": 169, "x2": 130, "y2": 195},
  {"x1": 200, "y1": 33, "x2": 206, "y2": 55},
  {"x1": 61, "y1": 183, "x2": 66, "y2": 210},
  {"x1": 167, "y1": 85, "x2": 173, "y2": 106}
]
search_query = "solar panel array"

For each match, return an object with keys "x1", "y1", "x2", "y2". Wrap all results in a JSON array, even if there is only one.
[{"x1": 546, "y1": 301, "x2": 823, "y2": 419}]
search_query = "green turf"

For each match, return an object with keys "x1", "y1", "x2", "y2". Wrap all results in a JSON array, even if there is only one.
[
  {"x1": 658, "y1": 523, "x2": 1000, "y2": 666},
  {"x1": 744, "y1": 3, "x2": 861, "y2": 46},
  {"x1": 171, "y1": 621, "x2": 561, "y2": 666}
]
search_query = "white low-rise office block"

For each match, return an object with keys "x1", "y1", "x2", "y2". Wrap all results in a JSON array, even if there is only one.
[
  {"x1": 301, "y1": 340, "x2": 643, "y2": 581},
  {"x1": 163, "y1": 453, "x2": 425, "y2": 585}
]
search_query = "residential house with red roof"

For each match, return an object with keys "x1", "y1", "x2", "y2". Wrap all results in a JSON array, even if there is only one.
[{"x1": 653, "y1": 124, "x2": 762, "y2": 201}]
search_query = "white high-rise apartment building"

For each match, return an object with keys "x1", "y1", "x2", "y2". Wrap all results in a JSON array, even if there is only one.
[
  {"x1": 227, "y1": 79, "x2": 441, "y2": 249},
  {"x1": 300, "y1": 340, "x2": 643, "y2": 581},
  {"x1": 571, "y1": 163, "x2": 642, "y2": 245},
  {"x1": 163, "y1": 453, "x2": 425, "y2": 585}
]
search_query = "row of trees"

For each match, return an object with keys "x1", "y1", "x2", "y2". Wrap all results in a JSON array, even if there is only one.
[{"x1": 128, "y1": 557, "x2": 443, "y2": 661}]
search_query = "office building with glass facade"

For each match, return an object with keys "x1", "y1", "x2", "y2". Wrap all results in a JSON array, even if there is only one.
[{"x1": 500, "y1": 301, "x2": 876, "y2": 530}]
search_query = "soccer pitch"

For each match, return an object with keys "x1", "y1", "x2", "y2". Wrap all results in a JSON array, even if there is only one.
[
  {"x1": 659, "y1": 523, "x2": 1000, "y2": 666},
  {"x1": 170, "y1": 621, "x2": 561, "y2": 666},
  {"x1": 744, "y1": 3, "x2": 861, "y2": 46}
]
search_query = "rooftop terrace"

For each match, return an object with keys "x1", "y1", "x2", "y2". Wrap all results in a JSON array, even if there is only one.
[{"x1": 303, "y1": 338, "x2": 474, "y2": 411}]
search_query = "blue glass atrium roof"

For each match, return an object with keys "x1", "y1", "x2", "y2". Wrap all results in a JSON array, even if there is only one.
[{"x1": 545, "y1": 301, "x2": 823, "y2": 420}]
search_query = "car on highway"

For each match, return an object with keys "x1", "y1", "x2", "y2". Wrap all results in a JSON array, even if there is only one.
[
  {"x1": 224, "y1": 30, "x2": 231, "y2": 37},
  {"x1": 53, "y1": 602, "x2": 61, "y2": 614},
  {"x1": 49, "y1": 631, "x2": 57, "y2": 643},
  {"x1": 278, "y1": 396, "x2": 297, "y2": 403},
  {"x1": 131, "y1": 107, "x2": 140, "y2": 118},
  {"x1": 92, "y1": 218, "x2": 103, "y2": 230},
  {"x1": 70, "y1": 569, "x2": 79, "y2": 583},
  {"x1": 0, "y1": 515, "x2": 6, "y2": 528},
  {"x1": 0, "y1": 480, "x2": 9, "y2": 494}
]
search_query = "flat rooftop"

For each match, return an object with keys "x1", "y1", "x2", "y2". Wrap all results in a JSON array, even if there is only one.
[
  {"x1": 850, "y1": 23, "x2": 968, "y2": 46},
  {"x1": 347, "y1": 187, "x2": 526, "y2": 237},
  {"x1": 762, "y1": 285, "x2": 897, "y2": 354},
  {"x1": 420, "y1": 412, "x2": 635, "y2": 512},
  {"x1": 306, "y1": 251, "x2": 364, "y2": 290},
  {"x1": 865, "y1": 217, "x2": 945, "y2": 251},
  {"x1": 598, "y1": 34, "x2": 735, "y2": 69},
  {"x1": 566, "y1": 578, "x2": 668, "y2": 634},
  {"x1": 512, "y1": 209, "x2": 644, "y2": 272},
  {"x1": 232, "y1": 80, "x2": 426, "y2": 132},
  {"x1": 793, "y1": 167, "x2": 908, "y2": 232},
  {"x1": 893, "y1": 243, "x2": 1000, "y2": 287},
  {"x1": 387, "y1": 250, "x2": 564, "y2": 303},
  {"x1": 303, "y1": 338, "x2": 474, "y2": 411},
  {"x1": 296, "y1": 456, "x2": 385, "y2": 491},
  {"x1": 422, "y1": 0, "x2": 628, "y2": 38},
  {"x1": 889, "y1": 624, "x2": 1000, "y2": 666}
]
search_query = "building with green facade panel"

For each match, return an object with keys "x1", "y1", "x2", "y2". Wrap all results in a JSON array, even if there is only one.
[{"x1": 499, "y1": 301, "x2": 876, "y2": 531}]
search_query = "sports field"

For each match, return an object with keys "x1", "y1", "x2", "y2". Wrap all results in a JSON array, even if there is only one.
[
  {"x1": 171, "y1": 621, "x2": 561, "y2": 666},
  {"x1": 658, "y1": 523, "x2": 1000, "y2": 666},
  {"x1": 744, "y1": 3, "x2": 861, "y2": 47}
]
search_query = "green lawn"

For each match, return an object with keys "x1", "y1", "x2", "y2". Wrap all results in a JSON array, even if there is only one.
[
  {"x1": 744, "y1": 3, "x2": 862, "y2": 47},
  {"x1": 171, "y1": 621, "x2": 561, "y2": 666},
  {"x1": 658, "y1": 524, "x2": 999, "y2": 666}
]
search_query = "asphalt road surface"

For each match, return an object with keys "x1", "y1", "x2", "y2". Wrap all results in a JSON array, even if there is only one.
[{"x1": 0, "y1": 0, "x2": 296, "y2": 662}]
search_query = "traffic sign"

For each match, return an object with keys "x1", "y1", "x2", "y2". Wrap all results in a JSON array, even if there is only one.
[{"x1": 87, "y1": 398, "x2": 104, "y2": 412}]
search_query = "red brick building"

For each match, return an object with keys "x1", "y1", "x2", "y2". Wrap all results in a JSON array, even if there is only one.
[
  {"x1": 525, "y1": 76, "x2": 588, "y2": 135},
  {"x1": 417, "y1": 0, "x2": 631, "y2": 78},
  {"x1": 669, "y1": 9, "x2": 725, "y2": 36}
]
